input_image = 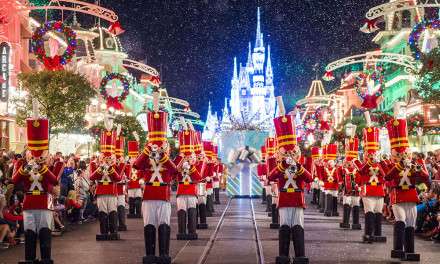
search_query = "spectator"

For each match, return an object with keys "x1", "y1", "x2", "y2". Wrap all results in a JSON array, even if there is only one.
[
  {"x1": 0, "y1": 195, "x2": 17, "y2": 249},
  {"x1": 60, "y1": 158, "x2": 75, "y2": 198}
]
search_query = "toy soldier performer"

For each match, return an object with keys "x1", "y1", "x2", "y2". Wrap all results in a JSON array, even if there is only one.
[
  {"x1": 323, "y1": 144, "x2": 340, "y2": 217},
  {"x1": 90, "y1": 125, "x2": 122, "y2": 241},
  {"x1": 310, "y1": 146, "x2": 321, "y2": 206},
  {"x1": 126, "y1": 137, "x2": 143, "y2": 218},
  {"x1": 13, "y1": 116, "x2": 58, "y2": 264},
  {"x1": 114, "y1": 128, "x2": 127, "y2": 231},
  {"x1": 339, "y1": 123, "x2": 362, "y2": 230},
  {"x1": 193, "y1": 131, "x2": 209, "y2": 229},
  {"x1": 213, "y1": 144, "x2": 222, "y2": 204},
  {"x1": 175, "y1": 118, "x2": 201, "y2": 240},
  {"x1": 266, "y1": 137, "x2": 280, "y2": 229},
  {"x1": 269, "y1": 97, "x2": 312, "y2": 264},
  {"x1": 133, "y1": 93, "x2": 177, "y2": 264},
  {"x1": 203, "y1": 141, "x2": 216, "y2": 216},
  {"x1": 386, "y1": 103, "x2": 429, "y2": 261},
  {"x1": 359, "y1": 112, "x2": 387, "y2": 243}
]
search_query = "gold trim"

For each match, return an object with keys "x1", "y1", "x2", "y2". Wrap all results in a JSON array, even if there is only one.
[
  {"x1": 27, "y1": 139, "x2": 49, "y2": 144},
  {"x1": 148, "y1": 131, "x2": 167, "y2": 135},
  {"x1": 277, "y1": 134, "x2": 296, "y2": 140}
]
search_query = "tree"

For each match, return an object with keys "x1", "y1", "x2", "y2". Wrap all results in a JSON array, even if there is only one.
[
  {"x1": 16, "y1": 70, "x2": 96, "y2": 133},
  {"x1": 417, "y1": 47, "x2": 440, "y2": 104}
]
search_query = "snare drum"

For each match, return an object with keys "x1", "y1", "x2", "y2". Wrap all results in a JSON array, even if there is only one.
[{"x1": 197, "y1": 182, "x2": 207, "y2": 196}]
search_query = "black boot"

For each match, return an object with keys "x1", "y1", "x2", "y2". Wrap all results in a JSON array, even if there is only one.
[
  {"x1": 214, "y1": 188, "x2": 221, "y2": 204},
  {"x1": 373, "y1": 213, "x2": 386, "y2": 242},
  {"x1": 176, "y1": 209, "x2": 187, "y2": 240},
  {"x1": 319, "y1": 191, "x2": 325, "y2": 212},
  {"x1": 142, "y1": 225, "x2": 156, "y2": 264},
  {"x1": 362, "y1": 212, "x2": 374, "y2": 243},
  {"x1": 332, "y1": 196, "x2": 339, "y2": 217},
  {"x1": 127, "y1": 197, "x2": 136, "y2": 218},
  {"x1": 270, "y1": 204, "x2": 280, "y2": 229},
  {"x1": 197, "y1": 203, "x2": 208, "y2": 229},
  {"x1": 19, "y1": 229, "x2": 37, "y2": 264},
  {"x1": 324, "y1": 194, "x2": 333, "y2": 217},
  {"x1": 135, "y1": 197, "x2": 142, "y2": 218},
  {"x1": 275, "y1": 225, "x2": 291, "y2": 264},
  {"x1": 262, "y1": 187, "x2": 267, "y2": 204},
  {"x1": 117, "y1": 205, "x2": 127, "y2": 231},
  {"x1": 403, "y1": 226, "x2": 419, "y2": 261},
  {"x1": 38, "y1": 228, "x2": 53, "y2": 264},
  {"x1": 292, "y1": 225, "x2": 309, "y2": 264},
  {"x1": 311, "y1": 189, "x2": 317, "y2": 205},
  {"x1": 339, "y1": 204, "x2": 351, "y2": 229},
  {"x1": 266, "y1": 195, "x2": 272, "y2": 214},
  {"x1": 207, "y1": 195, "x2": 214, "y2": 215},
  {"x1": 158, "y1": 224, "x2": 171, "y2": 264},
  {"x1": 391, "y1": 221, "x2": 405, "y2": 259},
  {"x1": 108, "y1": 211, "x2": 120, "y2": 240},
  {"x1": 96, "y1": 211, "x2": 109, "y2": 241},
  {"x1": 316, "y1": 189, "x2": 321, "y2": 208},
  {"x1": 187, "y1": 207, "x2": 198, "y2": 240},
  {"x1": 351, "y1": 205, "x2": 362, "y2": 230}
]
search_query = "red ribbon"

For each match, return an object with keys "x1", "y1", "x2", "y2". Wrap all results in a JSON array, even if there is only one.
[
  {"x1": 43, "y1": 55, "x2": 63, "y2": 71},
  {"x1": 149, "y1": 75, "x2": 161, "y2": 86},
  {"x1": 106, "y1": 97, "x2": 123, "y2": 110},
  {"x1": 319, "y1": 121, "x2": 330, "y2": 131},
  {"x1": 108, "y1": 21, "x2": 125, "y2": 36}
]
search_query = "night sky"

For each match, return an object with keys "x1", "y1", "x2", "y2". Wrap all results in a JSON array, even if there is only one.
[{"x1": 107, "y1": 0, "x2": 385, "y2": 120}]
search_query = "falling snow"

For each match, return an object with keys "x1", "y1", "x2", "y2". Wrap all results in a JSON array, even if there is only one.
[{"x1": 106, "y1": 0, "x2": 385, "y2": 119}]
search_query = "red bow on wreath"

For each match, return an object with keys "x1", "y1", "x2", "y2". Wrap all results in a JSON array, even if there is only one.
[
  {"x1": 319, "y1": 121, "x2": 330, "y2": 131},
  {"x1": 322, "y1": 71, "x2": 334, "y2": 81},
  {"x1": 106, "y1": 97, "x2": 123, "y2": 110},
  {"x1": 108, "y1": 21, "x2": 125, "y2": 36},
  {"x1": 360, "y1": 19, "x2": 379, "y2": 34},
  {"x1": 43, "y1": 55, "x2": 64, "y2": 71}
]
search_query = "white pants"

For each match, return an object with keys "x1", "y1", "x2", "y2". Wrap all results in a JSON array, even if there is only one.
[
  {"x1": 177, "y1": 195, "x2": 197, "y2": 211},
  {"x1": 392, "y1": 203, "x2": 417, "y2": 227},
  {"x1": 117, "y1": 195, "x2": 126, "y2": 207},
  {"x1": 207, "y1": 188, "x2": 213, "y2": 195},
  {"x1": 128, "y1": 188, "x2": 142, "y2": 198},
  {"x1": 264, "y1": 185, "x2": 272, "y2": 196},
  {"x1": 23, "y1": 210, "x2": 54, "y2": 232},
  {"x1": 97, "y1": 195, "x2": 117, "y2": 213},
  {"x1": 326, "y1": 190, "x2": 338, "y2": 197},
  {"x1": 198, "y1": 195, "x2": 207, "y2": 204},
  {"x1": 362, "y1": 196, "x2": 384, "y2": 213},
  {"x1": 213, "y1": 181, "x2": 220, "y2": 188},
  {"x1": 343, "y1": 196, "x2": 360, "y2": 207},
  {"x1": 142, "y1": 200, "x2": 171, "y2": 227},
  {"x1": 279, "y1": 207, "x2": 304, "y2": 227}
]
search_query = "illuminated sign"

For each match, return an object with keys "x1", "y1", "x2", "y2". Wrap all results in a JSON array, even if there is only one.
[{"x1": 0, "y1": 42, "x2": 9, "y2": 102}]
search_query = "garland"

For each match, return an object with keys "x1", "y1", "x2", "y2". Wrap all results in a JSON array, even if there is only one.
[
  {"x1": 31, "y1": 21, "x2": 77, "y2": 71},
  {"x1": 354, "y1": 65, "x2": 385, "y2": 110},
  {"x1": 409, "y1": 19, "x2": 440, "y2": 60},
  {"x1": 407, "y1": 113, "x2": 425, "y2": 136},
  {"x1": 100, "y1": 73, "x2": 130, "y2": 110}
]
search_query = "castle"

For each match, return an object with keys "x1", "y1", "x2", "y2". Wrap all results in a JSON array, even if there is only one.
[{"x1": 203, "y1": 7, "x2": 276, "y2": 140}]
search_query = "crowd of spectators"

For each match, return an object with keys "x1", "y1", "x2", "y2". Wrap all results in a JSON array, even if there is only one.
[{"x1": 0, "y1": 150, "x2": 98, "y2": 249}]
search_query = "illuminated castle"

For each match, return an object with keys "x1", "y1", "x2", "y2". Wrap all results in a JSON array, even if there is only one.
[{"x1": 203, "y1": 7, "x2": 276, "y2": 139}]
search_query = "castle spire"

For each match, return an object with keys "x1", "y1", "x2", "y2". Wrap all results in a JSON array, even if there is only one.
[
  {"x1": 255, "y1": 7, "x2": 264, "y2": 48},
  {"x1": 247, "y1": 42, "x2": 252, "y2": 66},
  {"x1": 233, "y1": 57, "x2": 238, "y2": 80},
  {"x1": 266, "y1": 45, "x2": 273, "y2": 86}
]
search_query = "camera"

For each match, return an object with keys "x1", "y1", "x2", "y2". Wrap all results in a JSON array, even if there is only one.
[{"x1": 288, "y1": 163, "x2": 298, "y2": 174}]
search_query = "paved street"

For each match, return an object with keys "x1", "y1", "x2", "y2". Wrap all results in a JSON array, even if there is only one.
[{"x1": 1, "y1": 193, "x2": 439, "y2": 264}]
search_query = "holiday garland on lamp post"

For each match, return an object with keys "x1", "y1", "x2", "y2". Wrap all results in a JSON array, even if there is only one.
[{"x1": 31, "y1": 21, "x2": 77, "y2": 70}]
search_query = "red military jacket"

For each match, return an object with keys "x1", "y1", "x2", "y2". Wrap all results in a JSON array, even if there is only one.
[
  {"x1": 176, "y1": 164, "x2": 202, "y2": 196},
  {"x1": 269, "y1": 161, "x2": 312, "y2": 208},
  {"x1": 322, "y1": 166, "x2": 340, "y2": 190},
  {"x1": 385, "y1": 161, "x2": 429, "y2": 204},
  {"x1": 140, "y1": 156, "x2": 177, "y2": 201},
  {"x1": 115, "y1": 162, "x2": 126, "y2": 195},
  {"x1": 89, "y1": 162, "x2": 121, "y2": 196},
  {"x1": 12, "y1": 163, "x2": 58, "y2": 210},
  {"x1": 266, "y1": 156, "x2": 277, "y2": 183},
  {"x1": 340, "y1": 167, "x2": 361, "y2": 196},
  {"x1": 202, "y1": 161, "x2": 215, "y2": 190},
  {"x1": 125, "y1": 164, "x2": 143, "y2": 189},
  {"x1": 359, "y1": 161, "x2": 386, "y2": 197},
  {"x1": 257, "y1": 162, "x2": 268, "y2": 185}
]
